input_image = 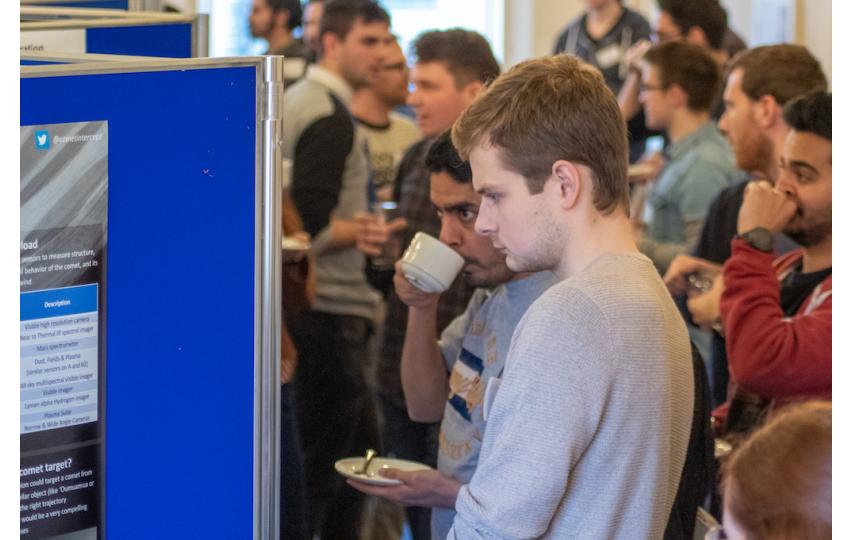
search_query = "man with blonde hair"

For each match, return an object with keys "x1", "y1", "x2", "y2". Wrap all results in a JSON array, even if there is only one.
[{"x1": 448, "y1": 54, "x2": 694, "y2": 538}]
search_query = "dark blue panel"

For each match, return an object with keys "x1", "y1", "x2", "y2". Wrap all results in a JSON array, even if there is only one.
[
  {"x1": 21, "y1": 66, "x2": 257, "y2": 539},
  {"x1": 21, "y1": 60, "x2": 64, "y2": 66},
  {"x1": 87, "y1": 24, "x2": 193, "y2": 58},
  {"x1": 28, "y1": 1, "x2": 129, "y2": 7}
]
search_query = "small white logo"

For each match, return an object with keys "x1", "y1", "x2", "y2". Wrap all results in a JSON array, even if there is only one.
[{"x1": 34, "y1": 130, "x2": 50, "y2": 150}]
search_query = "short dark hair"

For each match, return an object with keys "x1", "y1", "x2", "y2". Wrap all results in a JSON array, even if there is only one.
[
  {"x1": 411, "y1": 28, "x2": 501, "y2": 87},
  {"x1": 319, "y1": 0, "x2": 389, "y2": 42},
  {"x1": 425, "y1": 131, "x2": 472, "y2": 184},
  {"x1": 658, "y1": 0, "x2": 727, "y2": 50},
  {"x1": 644, "y1": 41, "x2": 720, "y2": 111},
  {"x1": 729, "y1": 45, "x2": 827, "y2": 107},
  {"x1": 783, "y1": 91, "x2": 831, "y2": 141},
  {"x1": 267, "y1": 0, "x2": 302, "y2": 30}
]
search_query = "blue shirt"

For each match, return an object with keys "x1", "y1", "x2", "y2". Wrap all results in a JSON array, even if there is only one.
[
  {"x1": 644, "y1": 122, "x2": 736, "y2": 243},
  {"x1": 641, "y1": 122, "x2": 736, "y2": 272},
  {"x1": 432, "y1": 271, "x2": 557, "y2": 540}
]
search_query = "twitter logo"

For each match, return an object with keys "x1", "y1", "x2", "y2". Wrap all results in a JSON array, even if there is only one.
[{"x1": 35, "y1": 130, "x2": 50, "y2": 150}]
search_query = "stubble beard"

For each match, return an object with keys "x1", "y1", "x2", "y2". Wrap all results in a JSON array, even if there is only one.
[
  {"x1": 736, "y1": 125, "x2": 774, "y2": 178},
  {"x1": 784, "y1": 205, "x2": 832, "y2": 247}
]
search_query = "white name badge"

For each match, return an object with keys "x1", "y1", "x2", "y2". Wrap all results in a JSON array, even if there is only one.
[
  {"x1": 595, "y1": 43, "x2": 622, "y2": 69},
  {"x1": 482, "y1": 376, "x2": 502, "y2": 421}
]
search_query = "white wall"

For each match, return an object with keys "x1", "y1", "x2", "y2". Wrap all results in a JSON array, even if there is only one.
[
  {"x1": 503, "y1": 0, "x2": 580, "y2": 67},
  {"x1": 800, "y1": 0, "x2": 831, "y2": 86},
  {"x1": 716, "y1": 0, "x2": 830, "y2": 85},
  {"x1": 504, "y1": 0, "x2": 830, "y2": 85},
  {"x1": 502, "y1": 0, "x2": 655, "y2": 68}
]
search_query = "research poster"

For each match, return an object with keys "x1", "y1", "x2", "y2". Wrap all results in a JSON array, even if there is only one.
[{"x1": 20, "y1": 122, "x2": 108, "y2": 540}]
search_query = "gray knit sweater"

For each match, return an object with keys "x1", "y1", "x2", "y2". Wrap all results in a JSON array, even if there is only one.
[{"x1": 450, "y1": 252, "x2": 693, "y2": 539}]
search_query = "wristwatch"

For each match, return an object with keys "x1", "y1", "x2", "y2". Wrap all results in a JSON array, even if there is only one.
[{"x1": 738, "y1": 227, "x2": 774, "y2": 252}]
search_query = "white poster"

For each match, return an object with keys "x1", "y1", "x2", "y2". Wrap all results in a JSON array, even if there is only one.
[
  {"x1": 21, "y1": 30, "x2": 87, "y2": 54},
  {"x1": 20, "y1": 121, "x2": 107, "y2": 540}
]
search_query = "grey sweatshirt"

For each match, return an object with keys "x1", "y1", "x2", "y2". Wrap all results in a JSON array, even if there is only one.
[
  {"x1": 450, "y1": 252, "x2": 694, "y2": 539},
  {"x1": 282, "y1": 65, "x2": 379, "y2": 320}
]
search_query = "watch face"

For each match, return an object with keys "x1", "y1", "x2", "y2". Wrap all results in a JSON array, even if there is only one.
[{"x1": 745, "y1": 227, "x2": 774, "y2": 251}]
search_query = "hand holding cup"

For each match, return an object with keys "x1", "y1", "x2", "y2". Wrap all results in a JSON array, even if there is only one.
[
  {"x1": 399, "y1": 232, "x2": 465, "y2": 294},
  {"x1": 393, "y1": 261, "x2": 440, "y2": 309},
  {"x1": 354, "y1": 211, "x2": 407, "y2": 258}
]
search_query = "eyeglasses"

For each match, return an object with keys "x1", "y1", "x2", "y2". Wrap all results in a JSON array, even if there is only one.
[{"x1": 651, "y1": 30, "x2": 682, "y2": 44}]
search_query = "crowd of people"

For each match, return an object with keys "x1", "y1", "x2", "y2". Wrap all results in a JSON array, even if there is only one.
[{"x1": 249, "y1": 0, "x2": 832, "y2": 538}]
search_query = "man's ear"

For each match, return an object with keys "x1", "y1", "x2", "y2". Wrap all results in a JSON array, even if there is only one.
[
  {"x1": 552, "y1": 160, "x2": 582, "y2": 210},
  {"x1": 686, "y1": 26, "x2": 709, "y2": 48},
  {"x1": 461, "y1": 80, "x2": 485, "y2": 105},
  {"x1": 754, "y1": 94, "x2": 782, "y2": 130},
  {"x1": 667, "y1": 83, "x2": 689, "y2": 109},
  {"x1": 320, "y1": 32, "x2": 339, "y2": 60},
  {"x1": 275, "y1": 10, "x2": 291, "y2": 31}
]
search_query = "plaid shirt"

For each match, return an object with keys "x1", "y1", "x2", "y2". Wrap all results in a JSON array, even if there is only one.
[{"x1": 379, "y1": 137, "x2": 477, "y2": 407}]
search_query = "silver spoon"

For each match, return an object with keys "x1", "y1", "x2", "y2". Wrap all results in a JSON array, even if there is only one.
[{"x1": 358, "y1": 448, "x2": 377, "y2": 475}]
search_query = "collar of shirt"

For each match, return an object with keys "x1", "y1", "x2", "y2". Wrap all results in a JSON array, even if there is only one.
[
  {"x1": 664, "y1": 121, "x2": 719, "y2": 162},
  {"x1": 306, "y1": 64, "x2": 353, "y2": 105}
]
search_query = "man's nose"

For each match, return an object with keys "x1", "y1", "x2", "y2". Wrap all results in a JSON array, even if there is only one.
[
  {"x1": 439, "y1": 217, "x2": 462, "y2": 247},
  {"x1": 775, "y1": 170, "x2": 796, "y2": 196},
  {"x1": 718, "y1": 110, "x2": 729, "y2": 135},
  {"x1": 474, "y1": 206, "x2": 495, "y2": 237}
]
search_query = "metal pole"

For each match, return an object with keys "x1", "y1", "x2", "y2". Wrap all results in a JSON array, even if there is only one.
[{"x1": 257, "y1": 55, "x2": 284, "y2": 540}]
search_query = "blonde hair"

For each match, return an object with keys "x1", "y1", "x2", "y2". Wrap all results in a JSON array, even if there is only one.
[
  {"x1": 451, "y1": 54, "x2": 629, "y2": 215},
  {"x1": 723, "y1": 401, "x2": 832, "y2": 539}
]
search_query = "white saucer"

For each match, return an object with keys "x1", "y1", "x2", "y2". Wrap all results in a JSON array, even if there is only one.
[
  {"x1": 282, "y1": 236, "x2": 310, "y2": 252},
  {"x1": 335, "y1": 456, "x2": 432, "y2": 486}
]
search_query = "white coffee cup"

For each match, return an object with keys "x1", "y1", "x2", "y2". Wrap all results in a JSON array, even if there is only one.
[{"x1": 400, "y1": 232, "x2": 465, "y2": 293}]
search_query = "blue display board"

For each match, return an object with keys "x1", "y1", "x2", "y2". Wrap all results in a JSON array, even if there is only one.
[
  {"x1": 21, "y1": 60, "x2": 63, "y2": 66},
  {"x1": 21, "y1": 64, "x2": 259, "y2": 538},
  {"x1": 87, "y1": 24, "x2": 194, "y2": 57},
  {"x1": 26, "y1": 1, "x2": 129, "y2": 7}
]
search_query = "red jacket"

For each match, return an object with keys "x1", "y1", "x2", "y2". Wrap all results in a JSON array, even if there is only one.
[{"x1": 713, "y1": 240, "x2": 832, "y2": 422}]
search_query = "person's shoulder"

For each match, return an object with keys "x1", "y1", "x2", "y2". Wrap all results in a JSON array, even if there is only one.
[
  {"x1": 563, "y1": 13, "x2": 584, "y2": 31},
  {"x1": 524, "y1": 277, "x2": 606, "y2": 323},
  {"x1": 553, "y1": 14, "x2": 585, "y2": 52},
  {"x1": 509, "y1": 278, "x2": 616, "y2": 358},
  {"x1": 388, "y1": 112, "x2": 422, "y2": 141},
  {"x1": 686, "y1": 146, "x2": 736, "y2": 177},
  {"x1": 702, "y1": 174, "x2": 748, "y2": 217},
  {"x1": 566, "y1": 253, "x2": 662, "y2": 303},
  {"x1": 682, "y1": 130, "x2": 737, "y2": 174},
  {"x1": 621, "y1": 7, "x2": 651, "y2": 30},
  {"x1": 464, "y1": 287, "x2": 492, "y2": 315},
  {"x1": 279, "y1": 38, "x2": 306, "y2": 59},
  {"x1": 719, "y1": 174, "x2": 750, "y2": 198},
  {"x1": 401, "y1": 136, "x2": 433, "y2": 163},
  {"x1": 284, "y1": 78, "x2": 336, "y2": 118},
  {"x1": 389, "y1": 111, "x2": 417, "y2": 128}
]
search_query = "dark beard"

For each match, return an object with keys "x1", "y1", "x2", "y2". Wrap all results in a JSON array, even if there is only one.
[
  {"x1": 784, "y1": 222, "x2": 830, "y2": 247},
  {"x1": 784, "y1": 208, "x2": 832, "y2": 247}
]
